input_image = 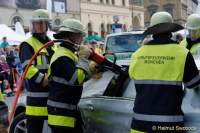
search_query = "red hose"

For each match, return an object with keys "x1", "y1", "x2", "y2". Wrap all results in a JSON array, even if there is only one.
[{"x1": 8, "y1": 40, "x2": 54, "y2": 123}]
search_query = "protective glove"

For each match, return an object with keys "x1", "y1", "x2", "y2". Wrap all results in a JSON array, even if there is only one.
[
  {"x1": 42, "y1": 74, "x2": 49, "y2": 88},
  {"x1": 89, "y1": 61, "x2": 102, "y2": 79},
  {"x1": 78, "y1": 45, "x2": 92, "y2": 59}
]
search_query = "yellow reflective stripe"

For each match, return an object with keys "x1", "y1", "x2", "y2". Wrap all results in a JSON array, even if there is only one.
[
  {"x1": 37, "y1": 56, "x2": 42, "y2": 66},
  {"x1": 130, "y1": 129, "x2": 145, "y2": 133},
  {"x1": 0, "y1": 91, "x2": 4, "y2": 102},
  {"x1": 26, "y1": 106, "x2": 48, "y2": 116},
  {"x1": 26, "y1": 65, "x2": 39, "y2": 79},
  {"x1": 77, "y1": 69, "x2": 85, "y2": 84},
  {"x1": 48, "y1": 114, "x2": 76, "y2": 128}
]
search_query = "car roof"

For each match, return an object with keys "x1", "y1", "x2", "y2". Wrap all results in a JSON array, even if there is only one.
[{"x1": 106, "y1": 31, "x2": 144, "y2": 38}]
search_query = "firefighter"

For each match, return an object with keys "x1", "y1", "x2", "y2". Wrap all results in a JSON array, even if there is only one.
[
  {"x1": 19, "y1": 9, "x2": 55, "y2": 133},
  {"x1": 180, "y1": 14, "x2": 200, "y2": 55},
  {"x1": 129, "y1": 12, "x2": 200, "y2": 133},
  {"x1": 47, "y1": 19, "x2": 92, "y2": 133}
]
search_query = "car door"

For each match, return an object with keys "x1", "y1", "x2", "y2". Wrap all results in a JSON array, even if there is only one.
[{"x1": 78, "y1": 71, "x2": 136, "y2": 133}]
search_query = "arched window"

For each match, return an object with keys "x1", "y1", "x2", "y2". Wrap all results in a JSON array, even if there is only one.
[{"x1": 11, "y1": 16, "x2": 23, "y2": 26}]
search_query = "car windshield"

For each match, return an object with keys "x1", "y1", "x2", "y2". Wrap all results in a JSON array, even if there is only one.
[{"x1": 106, "y1": 34, "x2": 145, "y2": 53}]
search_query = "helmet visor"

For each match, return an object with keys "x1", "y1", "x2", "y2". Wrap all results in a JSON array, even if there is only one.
[{"x1": 31, "y1": 21, "x2": 48, "y2": 34}]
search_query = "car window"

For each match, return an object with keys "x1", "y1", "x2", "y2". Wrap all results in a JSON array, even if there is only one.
[{"x1": 106, "y1": 34, "x2": 145, "y2": 53}]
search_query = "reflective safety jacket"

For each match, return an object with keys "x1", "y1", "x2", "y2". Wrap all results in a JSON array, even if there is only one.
[
  {"x1": 180, "y1": 38, "x2": 200, "y2": 55},
  {"x1": 47, "y1": 45, "x2": 86, "y2": 131},
  {"x1": 129, "y1": 41, "x2": 200, "y2": 132},
  {"x1": 19, "y1": 36, "x2": 55, "y2": 119}
]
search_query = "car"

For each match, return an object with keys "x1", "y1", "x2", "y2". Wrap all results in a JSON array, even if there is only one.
[
  {"x1": 103, "y1": 31, "x2": 145, "y2": 66},
  {"x1": 78, "y1": 32, "x2": 200, "y2": 133}
]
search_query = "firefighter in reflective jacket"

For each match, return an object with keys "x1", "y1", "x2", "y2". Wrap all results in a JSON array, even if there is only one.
[
  {"x1": 180, "y1": 14, "x2": 200, "y2": 55},
  {"x1": 19, "y1": 9, "x2": 55, "y2": 133},
  {"x1": 129, "y1": 12, "x2": 200, "y2": 133},
  {"x1": 47, "y1": 19, "x2": 92, "y2": 133}
]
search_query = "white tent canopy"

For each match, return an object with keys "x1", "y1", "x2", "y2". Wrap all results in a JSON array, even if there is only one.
[{"x1": 0, "y1": 24, "x2": 26, "y2": 45}]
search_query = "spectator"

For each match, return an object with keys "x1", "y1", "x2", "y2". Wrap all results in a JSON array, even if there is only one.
[
  {"x1": 0, "y1": 37, "x2": 9, "y2": 51},
  {"x1": 5, "y1": 49, "x2": 16, "y2": 92},
  {"x1": 0, "y1": 55, "x2": 10, "y2": 94}
]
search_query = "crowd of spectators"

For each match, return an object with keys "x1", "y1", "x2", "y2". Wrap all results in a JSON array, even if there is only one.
[{"x1": 0, "y1": 37, "x2": 22, "y2": 97}]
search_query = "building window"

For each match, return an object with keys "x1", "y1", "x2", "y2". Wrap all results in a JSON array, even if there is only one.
[
  {"x1": 123, "y1": 24, "x2": 127, "y2": 32},
  {"x1": 111, "y1": 0, "x2": 115, "y2": 5},
  {"x1": 11, "y1": 16, "x2": 23, "y2": 26},
  {"x1": 15, "y1": 0, "x2": 40, "y2": 9},
  {"x1": 147, "y1": 5, "x2": 158, "y2": 17},
  {"x1": 130, "y1": 0, "x2": 143, "y2": 6},
  {"x1": 52, "y1": 0, "x2": 66, "y2": 13},
  {"x1": 101, "y1": 23, "x2": 106, "y2": 37},
  {"x1": 100, "y1": 0, "x2": 103, "y2": 3},
  {"x1": 163, "y1": 3, "x2": 174, "y2": 16},
  {"x1": 107, "y1": 24, "x2": 111, "y2": 33},
  {"x1": 106, "y1": 0, "x2": 109, "y2": 4},
  {"x1": 88, "y1": 22, "x2": 93, "y2": 35},
  {"x1": 122, "y1": 0, "x2": 125, "y2": 6}
]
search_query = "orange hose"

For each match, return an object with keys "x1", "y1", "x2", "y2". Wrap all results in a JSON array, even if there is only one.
[{"x1": 8, "y1": 40, "x2": 54, "y2": 123}]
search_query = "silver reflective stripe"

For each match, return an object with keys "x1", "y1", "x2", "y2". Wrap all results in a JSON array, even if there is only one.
[
  {"x1": 27, "y1": 92, "x2": 49, "y2": 98},
  {"x1": 51, "y1": 76, "x2": 71, "y2": 85},
  {"x1": 37, "y1": 64, "x2": 49, "y2": 70},
  {"x1": 134, "y1": 80, "x2": 182, "y2": 86},
  {"x1": 184, "y1": 74, "x2": 200, "y2": 88},
  {"x1": 47, "y1": 100, "x2": 76, "y2": 110},
  {"x1": 22, "y1": 60, "x2": 35, "y2": 69},
  {"x1": 69, "y1": 71, "x2": 77, "y2": 85},
  {"x1": 35, "y1": 73, "x2": 44, "y2": 83},
  {"x1": 42, "y1": 55, "x2": 48, "y2": 66},
  {"x1": 77, "y1": 58, "x2": 91, "y2": 76},
  {"x1": 51, "y1": 71, "x2": 78, "y2": 85},
  {"x1": 133, "y1": 112, "x2": 184, "y2": 122}
]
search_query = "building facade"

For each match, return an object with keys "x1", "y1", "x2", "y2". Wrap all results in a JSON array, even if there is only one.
[
  {"x1": 81, "y1": 0, "x2": 145, "y2": 36},
  {"x1": 144, "y1": 0, "x2": 198, "y2": 27},
  {"x1": 0, "y1": 0, "x2": 80, "y2": 31}
]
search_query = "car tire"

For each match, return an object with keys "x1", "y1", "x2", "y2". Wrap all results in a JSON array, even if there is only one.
[{"x1": 9, "y1": 112, "x2": 27, "y2": 133}]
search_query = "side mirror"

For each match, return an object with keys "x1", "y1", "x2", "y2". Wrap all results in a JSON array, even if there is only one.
[{"x1": 103, "y1": 52, "x2": 117, "y2": 65}]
